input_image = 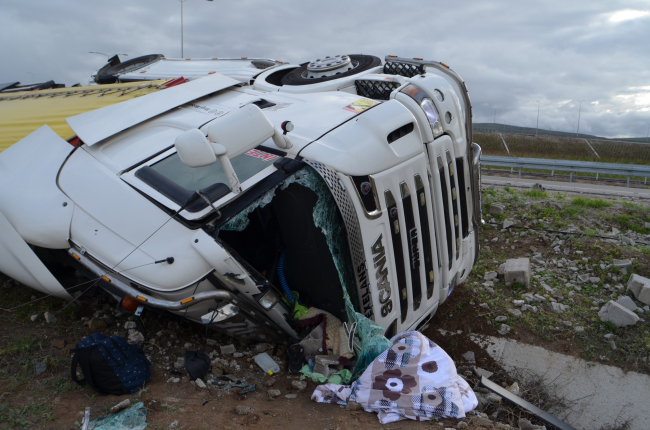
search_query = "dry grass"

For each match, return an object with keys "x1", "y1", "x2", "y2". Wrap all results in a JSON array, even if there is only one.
[{"x1": 475, "y1": 131, "x2": 650, "y2": 165}]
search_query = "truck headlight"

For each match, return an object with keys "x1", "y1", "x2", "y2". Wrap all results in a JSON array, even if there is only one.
[
  {"x1": 401, "y1": 84, "x2": 443, "y2": 137},
  {"x1": 254, "y1": 288, "x2": 279, "y2": 310}
]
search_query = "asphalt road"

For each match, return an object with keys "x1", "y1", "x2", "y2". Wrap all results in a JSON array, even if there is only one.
[{"x1": 482, "y1": 175, "x2": 650, "y2": 200}]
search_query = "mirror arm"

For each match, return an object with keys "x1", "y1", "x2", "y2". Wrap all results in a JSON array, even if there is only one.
[{"x1": 271, "y1": 128, "x2": 292, "y2": 149}]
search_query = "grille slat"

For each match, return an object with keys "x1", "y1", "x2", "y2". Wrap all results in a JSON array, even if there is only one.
[
  {"x1": 400, "y1": 182, "x2": 422, "y2": 312},
  {"x1": 415, "y1": 174, "x2": 435, "y2": 300},
  {"x1": 456, "y1": 158, "x2": 470, "y2": 239},
  {"x1": 438, "y1": 156, "x2": 453, "y2": 270},
  {"x1": 385, "y1": 189, "x2": 408, "y2": 323},
  {"x1": 446, "y1": 151, "x2": 461, "y2": 260}
]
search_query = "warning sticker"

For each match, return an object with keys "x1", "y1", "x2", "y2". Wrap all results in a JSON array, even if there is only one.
[
  {"x1": 343, "y1": 98, "x2": 379, "y2": 113},
  {"x1": 245, "y1": 149, "x2": 279, "y2": 162}
]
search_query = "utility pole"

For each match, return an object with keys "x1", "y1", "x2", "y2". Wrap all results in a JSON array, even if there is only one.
[
  {"x1": 576, "y1": 100, "x2": 585, "y2": 138},
  {"x1": 646, "y1": 122, "x2": 650, "y2": 144},
  {"x1": 535, "y1": 101, "x2": 540, "y2": 137},
  {"x1": 179, "y1": 0, "x2": 188, "y2": 58}
]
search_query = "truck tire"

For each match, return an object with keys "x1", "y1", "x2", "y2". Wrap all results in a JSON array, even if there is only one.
[
  {"x1": 280, "y1": 54, "x2": 381, "y2": 86},
  {"x1": 95, "y1": 54, "x2": 165, "y2": 84}
]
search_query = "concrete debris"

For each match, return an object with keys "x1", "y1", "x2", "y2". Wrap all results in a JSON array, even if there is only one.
[
  {"x1": 110, "y1": 399, "x2": 131, "y2": 414},
  {"x1": 616, "y1": 296, "x2": 639, "y2": 312},
  {"x1": 550, "y1": 302, "x2": 569, "y2": 313},
  {"x1": 167, "y1": 377, "x2": 180, "y2": 383},
  {"x1": 220, "y1": 344, "x2": 236, "y2": 355},
  {"x1": 503, "y1": 219, "x2": 514, "y2": 229},
  {"x1": 461, "y1": 351, "x2": 476, "y2": 364},
  {"x1": 479, "y1": 303, "x2": 490, "y2": 310},
  {"x1": 604, "y1": 333, "x2": 613, "y2": 339},
  {"x1": 598, "y1": 301, "x2": 640, "y2": 327},
  {"x1": 43, "y1": 312, "x2": 56, "y2": 324},
  {"x1": 490, "y1": 204, "x2": 505, "y2": 215},
  {"x1": 267, "y1": 389, "x2": 281, "y2": 398},
  {"x1": 284, "y1": 393, "x2": 297, "y2": 399},
  {"x1": 532, "y1": 183, "x2": 546, "y2": 191},
  {"x1": 484, "y1": 271, "x2": 498, "y2": 281},
  {"x1": 518, "y1": 418, "x2": 547, "y2": 430},
  {"x1": 30, "y1": 314, "x2": 39, "y2": 322},
  {"x1": 613, "y1": 259, "x2": 632, "y2": 268},
  {"x1": 609, "y1": 340, "x2": 617, "y2": 350},
  {"x1": 508, "y1": 308, "x2": 522, "y2": 317},
  {"x1": 34, "y1": 362, "x2": 47, "y2": 375},
  {"x1": 262, "y1": 376, "x2": 277, "y2": 387},
  {"x1": 575, "y1": 326, "x2": 585, "y2": 332},
  {"x1": 169, "y1": 421, "x2": 179, "y2": 429},
  {"x1": 255, "y1": 343, "x2": 268, "y2": 353},
  {"x1": 474, "y1": 367, "x2": 494, "y2": 379},
  {"x1": 562, "y1": 321, "x2": 573, "y2": 327},
  {"x1": 124, "y1": 321, "x2": 137, "y2": 329},
  {"x1": 127, "y1": 331, "x2": 145, "y2": 344},
  {"x1": 291, "y1": 380, "x2": 308, "y2": 392},
  {"x1": 627, "y1": 274, "x2": 650, "y2": 305},
  {"x1": 521, "y1": 304, "x2": 538, "y2": 313},
  {"x1": 495, "y1": 316, "x2": 507, "y2": 322},
  {"x1": 497, "y1": 324, "x2": 511, "y2": 335},
  {"x1": 504, "y1": 258, "x2": 531, "y2": 288},
  {"x1": 195, "y1": 378, "x2": 207, "y2": 389}
]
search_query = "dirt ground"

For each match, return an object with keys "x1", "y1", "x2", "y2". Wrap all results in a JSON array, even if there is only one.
[{"x1": 1, "y1": 185, "x2": 649, "y2": 429}]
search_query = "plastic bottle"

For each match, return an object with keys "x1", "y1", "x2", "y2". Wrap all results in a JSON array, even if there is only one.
[{"x1": 254, "y1": 352, "x2": 280, "y2": 375}]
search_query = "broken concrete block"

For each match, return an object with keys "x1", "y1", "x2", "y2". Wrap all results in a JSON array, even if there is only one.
[
  {"x1": 598, "y1": 301, "x2": 640, "y2": 327},
  {"x1": 613, "y1": 259, "x2": 632, "y2": 268},
  {"x1": 495, "y1": 316, "x2": 507, "y2": 322},
  {"x1": 220, "y1": 344, "x2": 236, "y2": 355},
  {"x1": 616, "y1": 296, "x2": 639, "y2": 312},
  {"x1": 504, "y1": 258, "x2": 531, "y2": 288},
  {"x1": 497, "y1": 324, "x2": 511, "y2": 335},
  {"x1": 484, "y1": 271, "x2": 498, "y2": 281},
  {"x1": 508, "y1": 308, "x2": 522, "y2": 317},
  {"x1": 503, "y1": 219, "x2": 514, "y2": 229},
  {"x1": 627, "y1": 274, "x2": 650, "y2": 305},
  {"x1": 461, "y1": 351, "x2": 476, "y2": 364},
  {"x1": 551, "y1": 302, "x2": 569, "y2": 313},
  {"x1": 474, "y1": 367, "x2": 494, "y2": 379},
  {"x1": 489, "y1": 204, "x2": 505, "y2": 215}
]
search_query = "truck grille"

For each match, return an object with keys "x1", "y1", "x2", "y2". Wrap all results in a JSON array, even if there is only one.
[
  {"x1": 354, "y1": 80, "x2": 401, "y2": 101},
  {"x1": 456, "y1": 157, "x2": 470, "y2": 239}
]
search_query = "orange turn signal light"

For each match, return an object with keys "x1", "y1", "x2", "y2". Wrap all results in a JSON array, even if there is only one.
[
  {"x1": 181, "y1": 297, "x2": 194, "y2": 305},
  {"x1": 71, "y1": 253, "x2": 80, "y2": 260},
  {"x1": 101, "y1": 276, "x2": 111, "y2": 283}
]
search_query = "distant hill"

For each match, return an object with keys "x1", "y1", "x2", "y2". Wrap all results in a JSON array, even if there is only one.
[{"x1": 473, "y1": 123, "x2": 649, "y2": 143}]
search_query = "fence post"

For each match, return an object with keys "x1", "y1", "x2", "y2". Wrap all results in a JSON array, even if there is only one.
[
  {"x1": 551, "y1": 170, "x2": 554, "y2": 177},
  {"x1": 596, "y1": 173, "x2": 599, "y2": 180},
  {"x1": 519, "y1": 168, "x2": 522, "y2": 178},
  {"x1": 627, "y1": 176, "x2": 630, "y2": 188},
  {"x1": 570, "y1": 171, "x2": 573, "y2": 182},
  {"x1": 645, "y1": 177, "x2": 647, "y2": 185}
]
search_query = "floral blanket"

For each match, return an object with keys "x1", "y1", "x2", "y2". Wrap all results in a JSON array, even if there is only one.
[{"x1": 311, "y1": 331, "x2": 478, "y2": 424}]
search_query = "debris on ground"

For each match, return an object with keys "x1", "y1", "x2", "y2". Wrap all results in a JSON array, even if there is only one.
[{"x1": 86, "y1": 401, "x2": 147, "y2": 430}]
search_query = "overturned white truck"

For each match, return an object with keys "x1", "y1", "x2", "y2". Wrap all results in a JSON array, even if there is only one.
[{"x1": 0, "y1": 54, "x2": 481, "y2": 343}]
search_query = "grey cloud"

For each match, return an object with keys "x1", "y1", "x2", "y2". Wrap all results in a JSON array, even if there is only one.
[{"x1": 0, "y1": 0, "x2": 648, "y2": 138}]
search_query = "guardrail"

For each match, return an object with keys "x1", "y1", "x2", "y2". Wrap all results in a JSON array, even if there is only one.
[{"x1": 481, "y1": 155, "x2": 650, "y2": 187}]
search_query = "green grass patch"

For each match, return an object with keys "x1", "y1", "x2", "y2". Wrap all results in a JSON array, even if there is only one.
[
  {"x1": 524, "y1": 190, "x2": 548, "y2": 198},
  {"x1": 571, "y1": 197, "x2": 612, "y2": 209}
]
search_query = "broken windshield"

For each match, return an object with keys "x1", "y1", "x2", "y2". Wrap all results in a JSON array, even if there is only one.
[{"x1": 150, "y1": 148, "x2": 280, "y2": 192}]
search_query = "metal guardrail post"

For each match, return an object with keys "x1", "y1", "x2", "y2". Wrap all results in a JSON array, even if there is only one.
[
  {"x1": 570, "y1": 171, "x2": 573, "y2": 182},
  {"x1": 627, "y1": 177, "x2": 630, "y2": 187},
  {"x1": 518, "y1": 167, "x2": 522, "y2": 178}
]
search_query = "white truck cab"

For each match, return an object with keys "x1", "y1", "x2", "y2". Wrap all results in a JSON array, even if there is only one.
[{"x1": 0, "y1": 54, "x2": 481, "y2": 343}]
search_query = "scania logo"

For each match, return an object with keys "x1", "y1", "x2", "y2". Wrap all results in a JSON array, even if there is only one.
[
  {"x1": 389, "y1": 207, "x2": 398, "y2": 218},
  {"x1": 360, "y1": 182, "x2": 372, "y2": 195},
  {"x1": 371, "y1": 234, "x2": 393, "y2": 318}
]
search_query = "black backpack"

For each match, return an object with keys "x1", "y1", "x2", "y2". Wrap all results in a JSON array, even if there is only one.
[{"x1": 71, "y1": 333, "x2": 151, "y2": 395}]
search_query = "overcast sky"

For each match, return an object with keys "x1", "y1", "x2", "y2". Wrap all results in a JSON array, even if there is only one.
[{"x1": 1, "y1": 0, "x2": 649, "y2": 138}]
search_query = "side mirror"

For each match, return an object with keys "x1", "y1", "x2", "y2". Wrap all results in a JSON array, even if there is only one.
[{"x1": 174, "y1": 128, "x2": 243, "y2": 194}]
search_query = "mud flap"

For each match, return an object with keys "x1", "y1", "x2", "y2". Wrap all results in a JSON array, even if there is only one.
[{"x1": 0, "y1": 211, "x2": 72, "y2": 300}]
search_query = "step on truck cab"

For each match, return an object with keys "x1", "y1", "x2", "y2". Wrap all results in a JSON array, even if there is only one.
[{"x1": 0, "y1": 54, "x2": 481, "y2": 343}]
